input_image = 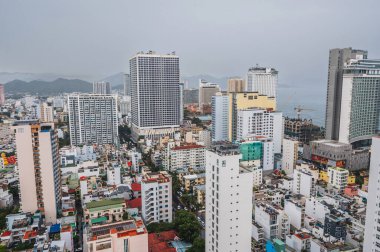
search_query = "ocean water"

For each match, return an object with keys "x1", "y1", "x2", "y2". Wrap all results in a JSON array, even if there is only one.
[{"x1": 277, "y1": 85, "x2": 326, "y2": 127}]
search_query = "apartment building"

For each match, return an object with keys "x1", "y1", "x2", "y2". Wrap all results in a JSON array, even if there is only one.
[
  {"x1": 13, "y1": 121, "x2": 61, "y2": 223},
  {"x1": 327, "y1": 167, "x2": 349, "y2": 191},
  {"x1": 141, "y1": 171, "x2": 172, "y2": 224},
  {"x1": 292, "y1": 169, "x2": 316, "y2": 198},
  {"x1": 205, "y1": 144, "x2": 253, "y2": 252},
  {"x1": 282, "y1": 138, "x2": 299, "y2": 175},
  {"x1": 163, "y1": 144, "x2": 206, "y2": 172}
]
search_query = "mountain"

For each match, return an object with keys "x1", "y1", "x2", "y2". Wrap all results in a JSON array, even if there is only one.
[
  {"x1": 100, "y1": 72, "x2": 125, "y2": 90},
  {"x1": 5, "y1": 78, "x2": 92, "y2": 96}
]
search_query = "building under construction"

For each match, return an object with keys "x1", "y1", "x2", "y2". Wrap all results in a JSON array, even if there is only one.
[{"x1": 284, "y1": 117, "x2": 324, "y2": 144}]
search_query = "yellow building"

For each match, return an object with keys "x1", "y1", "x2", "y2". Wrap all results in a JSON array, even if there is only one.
[
  {"x1": 228, "y1": 92, "x2": 276, "y2": 140},
  {"x1": 182, "y1": 173, "x2": 205, "y2": 192},
  {"x1": 319, "y1": 170, "x2": 329, "y2": 183},
  {"x1": 348, "y1": 175, "x2": 356, "y2": 184}
]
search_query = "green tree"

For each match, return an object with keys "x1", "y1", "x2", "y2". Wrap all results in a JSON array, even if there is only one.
[
  {"x1": 122, "y1": 212, "x2": 129, "y2": 220},
  {"x1": 146, "y1": 222, "x2": 175, "y2": 233},
  {"x1": 187, "y1": 237, "x2": 205, "y2": 252},
  {"x1": 174, "y1": 210, "x2": 202, "y2": 243}
]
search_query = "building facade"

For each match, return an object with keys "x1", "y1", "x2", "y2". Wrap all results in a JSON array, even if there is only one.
[
  {"x1": 211, "y1": 94, "x2": 229, "y2": 141},
  {"x1": 363, "y1": 137, "x2": 380, "y2": 251},
  {"x1": 227, "y1": 78, "x2": 245, "y2": 93},
  {"x1": 236, "y1": 109, "x2": 283, "y2": 153},
  {"x1": 205, "y1": 144, "x2": 253, "y2": 252},
  {"x1": 40, "y1": 102, "x2": 54, "y2": 122},
  {"x1": 325, "y1": 48, "x2": 368, "y2": 141},
  {"x1": 93, "y1": 81, "x2": 111, "y2": 94},
  {"x1": 130, "y1": 51, "x2": 181, "y2": 139},
  {"x1": 339, "y1": 59, "x2": 380, "y2": 146},
  {"x1": 13, "y1": 121, "x2": 61, "y2": 223},
  {"x1": 163, "y1": 144, "x2": 206, "y2": 172},
  {"x1": 199, "y1": 80, "x2": 220, "y2": 113},
  {"x1": 247, "y1": 66, "x2": 278, "y2": 98},
  {"x1": 228, "y1": 92, "x2": 276, "y2": 142},
  {"x1": 282, "y1": 138, "x2": 299, "y2": 175},
  {"x1": 0, "y1": 84, "x2": 5, "y2": 106},
  {"x1": 68, "y1": 94, "x2": 118, "y2": 146},
  {"x1": 141, "y1": 171, "x2": 172, "y2": 224}
]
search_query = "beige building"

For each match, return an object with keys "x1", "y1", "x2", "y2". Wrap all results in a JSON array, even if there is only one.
[
  {"x1": 84, "y1": 198, "x2": 127, "y2": 226},
  {"x1": 40, "y1": 102, "x2": 54, "y2": 122},
  {"x1": 13, "y1": 121, "x2": 61, "y2": 223},
  {"x1": 199, "y1": 80, "x2": 220, "y2": 112},
  {"x1": 228, "y1": 92, "x2": 276, "y2": 141},
  {"x1": 182, "y1": 173, "x2": 205, "y2": 192},
  {"x1": 227, "y1": 78, "x2": 245, "y2": 93}
]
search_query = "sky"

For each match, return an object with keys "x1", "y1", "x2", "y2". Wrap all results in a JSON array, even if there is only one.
[{"x1": 0, "y1": 0, "x2": 379, "y2": 123}]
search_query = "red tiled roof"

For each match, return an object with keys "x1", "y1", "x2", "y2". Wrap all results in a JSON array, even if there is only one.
[
  {"x1": 131, "y1": 183, "x2": 141, "y2": 192},
  {"x1": 172, "y1": 144, "x2": 205, "y2": 151},
  {"x1": 295, "y1": 233, "x2": 311, "y2": 240},
  {"x1": 148, "y1": 230, "x2": 178, "y2": 252},
  {"x1": 1, "y1": 231, "x2": 11, "y2": 237},
  {"x1": 127, "y1": 198, "x2": 142, "y2": 209}
]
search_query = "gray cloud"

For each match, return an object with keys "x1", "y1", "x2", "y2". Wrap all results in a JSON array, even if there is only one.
[{"x1": 0, "y1": 0, "x2": 379, "y2": 88}]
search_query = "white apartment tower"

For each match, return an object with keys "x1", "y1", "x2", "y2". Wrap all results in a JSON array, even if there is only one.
[
  {"x1": 211, "y1": 93, "x2": 229, "y2": 141},
  {"x1": 141, "y1": 171, "x2": 173, "y2": 224},
  {"x1": 130, "y1": 51, "x2": 181, "y2": 138},
  {"x1": 93, "y1": 81, "x2": 111, "y2": 94},
  {"x1": 247, "y1": 66, "x2": 278, "y2": 98},
  {"x1": 13, "y1": 121, "x2": 61, "y2": 223},
  {"x1": 282, "y1": 138, "x2": 299, "y2": 175},
  {"x1": 363, "y1": 137, "x2": 380, "y2": 251},
  {"x1": 236, "y1": 108, "x2": 283, "y2": 153},
  {"x1": 68, "y1": 94, "x2": 118, "y2": 146},
  {"x1": 206, "y1": 144, "x2": 253, "y2": 252}
]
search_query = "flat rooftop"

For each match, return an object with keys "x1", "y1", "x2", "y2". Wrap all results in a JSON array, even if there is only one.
[{"x1": 86, "y1": 198, "x2": 124, "y2": 209}]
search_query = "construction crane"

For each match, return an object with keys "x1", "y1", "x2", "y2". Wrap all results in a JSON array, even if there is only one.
[{"x1": 294, "y1": 105, "x2": 315, "y2": 120}]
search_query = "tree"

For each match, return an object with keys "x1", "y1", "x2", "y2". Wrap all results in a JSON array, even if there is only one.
[
  {"x1": 174, "y1": 210, "x2": 202, "y2": 243},
  {"x1": 191, "y1": 117, "x2": 203, "y2": 127},
  {"x1": 146, "y1": 222, "x2": 175, "y2": 233},
  {"x1": 187, "y1": 237, "x2": 205, "y2": 252},
  {"x1": 122, "y1": 212, "x2": 129, "y2": 220}
]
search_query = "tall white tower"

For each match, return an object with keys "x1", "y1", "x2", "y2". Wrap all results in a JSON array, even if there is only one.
[
  {"x1": 363, "y1": 137, "x2": 380, "y2": 251},
  {"x1": 205, "y1": 144, "x2": 253, "y2": 252},
  {"x1": 247, "y1": 66, "x2": 278, "y2": 98}
]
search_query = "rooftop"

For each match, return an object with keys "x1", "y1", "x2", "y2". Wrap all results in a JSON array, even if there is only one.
[
  {"x1": 172, "y1": 144, "x2": 205, "y2": 151},
  {"x1": 86, "y1": 198, "x2": 125, "y2": 210}
]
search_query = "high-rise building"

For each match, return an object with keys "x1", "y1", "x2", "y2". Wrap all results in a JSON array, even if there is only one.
[
  {"x1": 93, "y1": 81, "x2": 112, "y2": 94},
  {"x1": 227, "y1": 78, "x2": 245, "y2": 93},
  {"x1": 40, "y1": 102, "x2": 54, "y2": 122},
  {"x1": 282, "y1": 138, "x2": 299, "y2": 174},
  {"x1": 239, "y1": 135, "x2": 274, "y2": 171},
  {"x1": 247, "y1": 66, "x2": 278, "y2": 98},
  {"x1": 141, "y1": 171, "x2": 172, "y2": 224},
  {"x1": 199, "y1": 80, "x2": 220, "y2": 113},
  {"x1": 0, "y1": 84, "x2": 5, "y2": 106},
  {"x1": 236, "y1": 108, "x2": 283, "y2": 153},
  {"x1": 130, "y1": 51, "x2": 181, "y2": 139},
  {"x1": 338, "y1": 59, "x2": 380, "y2": 146},
  {"x1": 211, "y1": 93, "x2": 229, "y2": 141},
  {"x1": 228, "y1": 92, "x2": 276, "y2": 141},
  {"x1": 68, "y1": 94, "x2": 118, "y2": 146},
  {"x1": 13, "y1": 121, "x2": 61, "y2": 223},
  {"x1": 325, "y1": 48, "x2": 368, "y2": 141},
  {"x1": 124, "y1": 73, "x2": 131, "y2": 96},
  {"x1": 205, "y1": 144, "x2": 253, "y2": 252},
  {"x1": 363, "y1": 137, "x2": 380, "y2": 251}
]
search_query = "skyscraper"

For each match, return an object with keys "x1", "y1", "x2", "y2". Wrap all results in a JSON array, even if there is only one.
[
  {"x1": 199, "y1": 80, "x2": 220, "y2": 113},
  {"x1": 338, "y1": 59, "x2": 380, "y2": 146},
  {"x1": 124, "y1": 73, "x2": 131, "y2": 96},
  {"x1": 325, "y1": 48, "x2": 368, "y2": 141},
  {"x1": 363, "y1": 137, "x2": 380, "y2": 251},
  {"x1": 68, "y1": 94, "x2": 118, "y2": 146},
  {"x1": 211, "y1": 93, "x2": 229, "y2": 141},
  {"x1": 205, "y1": 144, "x2": 253, "y2": 251},
  {"x1": 247, "y1": 66, "x2": 278, "y2": 98},
  {"x1": 0, "y1": 84, "x2": 5, "y2": 106},
  {"x1": 130, "y1": 51, "x2": 181, "y2": 139},
  {"x1": 13, "y1": 121, "x2": 61, "y2": 223},
  {"x1": 93, "y1": 81, "x2": 111, "y2": 94},
  {"x1": 227, "y1": 78, "x2": 245, "y2": 93}
]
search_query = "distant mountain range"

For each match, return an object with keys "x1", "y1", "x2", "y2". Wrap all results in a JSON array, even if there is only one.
[{"x1": 5, "y1": 78, "x2": 92, "y2": 96}]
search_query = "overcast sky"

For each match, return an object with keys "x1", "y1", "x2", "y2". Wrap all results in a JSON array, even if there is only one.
[{"x1": 1, "y1": 0, "x2": 379, "y2": 88}]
